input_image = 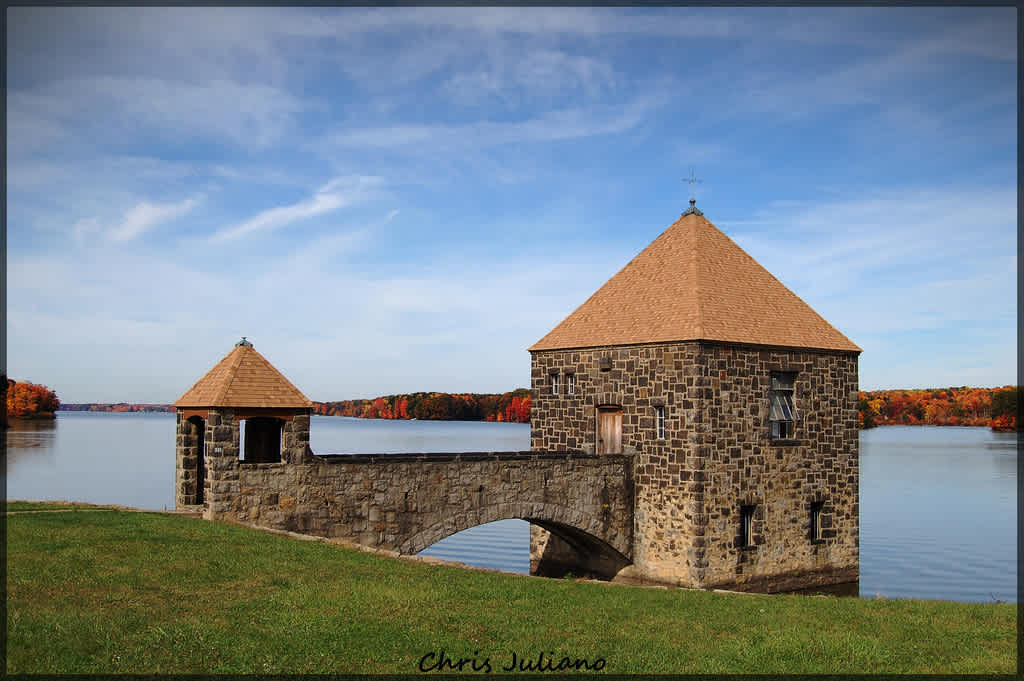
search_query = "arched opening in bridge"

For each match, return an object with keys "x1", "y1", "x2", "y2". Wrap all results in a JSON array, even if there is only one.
[
  {"x1": 418, "y1": 519, "x2": 531, "y2": 573},
  {"x1": 239, "y1": 417, "x2": 284, "y2": 463},
  {"x1": 416, "y1": 519, "x2": 630, "y2": 581}
]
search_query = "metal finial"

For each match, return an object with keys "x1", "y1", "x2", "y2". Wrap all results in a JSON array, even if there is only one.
[
  {"x1": 235, "y1": 336, "x2": 253, "y2": 347},
  {"x1": 684, "y1": 167, "x2": 702, "y2": 202},
  {"x1": 682, "y1": 167, "x2": 704, "y2": 216}
]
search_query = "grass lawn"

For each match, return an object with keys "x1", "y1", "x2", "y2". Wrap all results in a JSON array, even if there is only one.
[{"x1": 5, "y1": 503, "x2": 1017, "y2": 674}]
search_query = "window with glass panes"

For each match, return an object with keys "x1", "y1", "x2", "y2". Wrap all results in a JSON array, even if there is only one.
[{"x1": 769, "y1": 372, "x2": 797, "y2": 439}]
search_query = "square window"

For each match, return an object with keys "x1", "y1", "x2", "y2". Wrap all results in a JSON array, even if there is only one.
[
  {"x1": 655, "y1": 405, "x2": 666, "y2": 439},
  {"x1": 769, "y1": 371, "x2": 798, "y2": 440}
]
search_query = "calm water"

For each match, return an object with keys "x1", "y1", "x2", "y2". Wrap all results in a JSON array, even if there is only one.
[{"x1": 6, "y1": 413, "x2": 1017, "y2": 603}]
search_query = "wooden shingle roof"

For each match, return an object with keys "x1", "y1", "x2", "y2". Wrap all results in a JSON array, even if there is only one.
[
  {"x1": 173, "y1": 340, "x2": 313, "y2": 408},
  {"x1": 529, "y1": 210, "x2": 861, "y2": 353}
]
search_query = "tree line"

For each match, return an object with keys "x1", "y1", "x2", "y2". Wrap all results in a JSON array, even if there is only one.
[
  {"x1": 58, "y1": 403, "x2": 175, "y2": 413},
  {"x1": 313, "y1": 390, "x2": 532, "y2": 423},
  {"x1": 5, "y1": 378, "x2": 61, "y2": 422},
  {"x1": 858, "y1": 386, "x2": 1019, "y2": 431}
]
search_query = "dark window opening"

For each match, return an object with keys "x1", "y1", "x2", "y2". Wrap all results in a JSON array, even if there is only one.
[
  {"x1": 240, "y1": 417, "x2": 284, "y2": 463},
  {"x1": 769, "y1": 372, "x2": 798, "y2": 440},
  {"x1": 810, "y1": 501, "x2": 825, "y2": 542},
  {"x1": 740, "y1": 504, "x2": 756, "y2": 548}
]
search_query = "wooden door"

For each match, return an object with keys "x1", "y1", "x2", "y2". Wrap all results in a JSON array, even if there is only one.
[{"x1": 597, "y1": 407, "x2": 622, "y2": 454}]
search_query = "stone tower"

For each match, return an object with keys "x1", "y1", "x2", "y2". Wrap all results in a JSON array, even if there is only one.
[
  {"x1": 173, "y1": 338, "x2": 313, "y2": 517},
  {"x1": 528, "y1": 202, "x2": 861, "y2": 592}
]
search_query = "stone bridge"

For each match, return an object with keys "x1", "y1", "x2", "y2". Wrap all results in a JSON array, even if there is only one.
[{"x1": 181, "y1": 407, "x2": 635, "y2": 577}]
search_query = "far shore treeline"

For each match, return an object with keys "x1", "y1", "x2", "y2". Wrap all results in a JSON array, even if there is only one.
[
  {"x1": 312, "y1": 390, "x2": 532, "y2": 423},
  {"x1": 12, "y1": 378, "x2": 1019, "y2": 432}
]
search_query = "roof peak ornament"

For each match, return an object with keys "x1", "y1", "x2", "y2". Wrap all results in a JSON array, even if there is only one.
[
  {"x1": 235, "y1": 336, "x2": 253, "y2": 347},
  {"x1": 682, "y1": 197, "x2": 704, "y2": 217},
  {"x1": 682, "y1": 167, "x2": 704, "y2": 216}
]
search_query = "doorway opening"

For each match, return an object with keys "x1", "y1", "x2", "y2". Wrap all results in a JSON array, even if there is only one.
[
  {"x1": 187, "y1": 415, "x2": 206, "y2": 505},
  {"x1": 596, "y1": 406, "x2": 622, "y2": 454}
]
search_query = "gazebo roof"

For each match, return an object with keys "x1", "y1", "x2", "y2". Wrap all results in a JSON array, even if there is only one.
[{"x1": 173, "y1": 339, "x2": 313, "y2": 409}]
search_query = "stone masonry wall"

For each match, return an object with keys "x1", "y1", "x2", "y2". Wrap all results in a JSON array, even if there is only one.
[
  {"x1": 204, "y1": 450, "x2": 633, "y2": 561},
  {"x1": 695, "y1": 344, "x2": 859, "y2": 591},
  {"x1": 530, "y1": 341, "x2": 859, "y2": 591},
  {"x1": 530, "y1": 342, "x2": 706, "y2": 585}
]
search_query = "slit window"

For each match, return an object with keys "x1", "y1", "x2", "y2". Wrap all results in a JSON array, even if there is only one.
[
  {"x1": 810, "y1": 501, "x2": 824, "y2": 542},
  {"x1": 566, "y1": 373, "x2": 575, "y2": 395},
  {"x1": 740, "y1": 504, "x2": 756, "y2": 548},
  {"x1": 551, "y1": 373, "x2": 560, "y2": 396},
  {"x1": 769, "y1": 372, "x2": 798, "y2": 439},
  {"x1": 655, "y1": 405, "x2": 666, "y2": 439}
]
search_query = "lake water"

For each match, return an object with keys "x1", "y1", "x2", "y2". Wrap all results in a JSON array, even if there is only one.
[{"x1": 6, "y1": 413, "x2": 1017, "y2": 603}]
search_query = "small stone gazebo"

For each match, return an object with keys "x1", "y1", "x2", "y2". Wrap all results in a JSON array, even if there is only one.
[{"x1": 173, "y1": 337, "x2": 313, "y2": 513}]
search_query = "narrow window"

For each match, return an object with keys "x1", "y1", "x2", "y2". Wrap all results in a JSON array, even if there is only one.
[
  {"x1": 566, "y1": 373, "x2": 575, "y2": 395},
  {"x1": 810, "y1": 501, "x2": 824, "y2": 542},
  {"x1": 769, "y1": 372, "x2": 798, "y2": 439},
  {"x1": 740, "y1": 504, "x2": 756, "y2": 548},
  {"x1": 655, "y1": 405, "x2": 666, "y2": 439},
  {"x1": 551, "y1": 373, "x2": 560, "y2": 396}
]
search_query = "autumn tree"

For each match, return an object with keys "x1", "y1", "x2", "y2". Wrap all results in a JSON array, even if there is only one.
[{"x1": 6, "y1": 380, "x2": 60, "y2": 419}]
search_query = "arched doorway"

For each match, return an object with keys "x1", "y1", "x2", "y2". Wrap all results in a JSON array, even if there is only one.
[{"x1": 187, "y1": 415, "x2": 206, "y2": 505}]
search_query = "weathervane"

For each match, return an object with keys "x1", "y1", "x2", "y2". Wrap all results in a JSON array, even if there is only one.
[{"x1": 682, "y1": 167, "x2": 704, "y2": 216}]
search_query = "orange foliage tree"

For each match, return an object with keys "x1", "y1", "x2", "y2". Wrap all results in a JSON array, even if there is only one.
[
  {"x1": 858, "y1": 386, "x2": 1017, "y2": 431},
  {"x1": 6, "y1": 379, "x2": 60, "y2": 419},
  {"x1": 314, "y1": 389, "x2": 532, "y2": 423}
]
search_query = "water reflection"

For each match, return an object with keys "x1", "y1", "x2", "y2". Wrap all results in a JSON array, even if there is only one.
[{"x1": 5, "y1": 418, "x2": 58, "y2": 468}]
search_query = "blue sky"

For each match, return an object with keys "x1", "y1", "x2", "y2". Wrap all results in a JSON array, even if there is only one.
[{"x1": 6, "y1": 6, "x2": 1017, "y2": 403}]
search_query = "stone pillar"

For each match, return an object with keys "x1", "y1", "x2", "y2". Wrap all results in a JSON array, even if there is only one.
[
  {"x1": 175, "y1": 412, "x2": 197, "y2": 508},
  {"x1": 204, "y1": 408, "x2": 241, "y2": 520},
  {"x1": 282, "y1": 408, "x2": 313, "y2": 463}
]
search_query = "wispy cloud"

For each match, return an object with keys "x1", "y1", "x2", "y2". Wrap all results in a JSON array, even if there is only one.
[
  {"x1": 8, "y1": 76, "x2": 309, "y2": 153},
  {"x1": 109, "y1": 197, "x2": 200, "y2": 241},
  {"x1": 323, "y1": 97, "x2": 658, "y2": 151},
  {"x1": 209, "y1": 176, "x2": 384, "y2": 243}
]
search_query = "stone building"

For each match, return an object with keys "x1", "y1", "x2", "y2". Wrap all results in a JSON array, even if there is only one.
[
  {"x1": 528, "y1": 200, "x2": 861, "y2": 592},
  {"x1": 173, "y1": 337, "x2": 313, "y2": 515}
]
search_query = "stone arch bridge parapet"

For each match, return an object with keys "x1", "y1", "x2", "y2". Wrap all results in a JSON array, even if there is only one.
[{"x1": 204, "y1": 449, "x2": 634, "y2": 564}]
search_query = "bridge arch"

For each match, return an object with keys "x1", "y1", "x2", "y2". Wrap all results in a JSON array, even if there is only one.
[{"x1": 398, "y1": 500, "x2": 631, "y2": 578}]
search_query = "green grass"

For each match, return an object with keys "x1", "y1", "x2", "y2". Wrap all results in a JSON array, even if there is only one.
[
  {"x1": 6, "y1": 500, "x2": 119, "y2": 512},
  {"x1": 6, "y1": 503, "x2": 1017, "y2": 674}
]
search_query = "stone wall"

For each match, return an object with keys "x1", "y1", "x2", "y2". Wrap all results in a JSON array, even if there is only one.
[
  {"x1": 202, "y1": 448, "x2": 633, "y2": 567},
  {"x1": 530, "y1": 340, "x2": 859, "y2": 592}
]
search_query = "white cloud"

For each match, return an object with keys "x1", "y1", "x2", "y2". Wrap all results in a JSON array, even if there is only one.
[
  {"x1": 322, "y1": 96, "x2": 658, "y2": 152},
  {"x1": 209, "y1": 176, "x2": 384, "y2": 243},
  {"x1": 109, "y1": 197, "x2": 200, "y2": 241},
  {"x1": 8, "y1": 76, "x2": 309, "y2": 153}
]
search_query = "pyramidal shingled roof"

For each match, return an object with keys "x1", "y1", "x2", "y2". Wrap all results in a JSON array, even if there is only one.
[
  {"x1": 173, "y1": 340, "x2": 313, "y2": 408},
  {"x1": 529, "y1": 209, "x2": 861, "y2": 353}
]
